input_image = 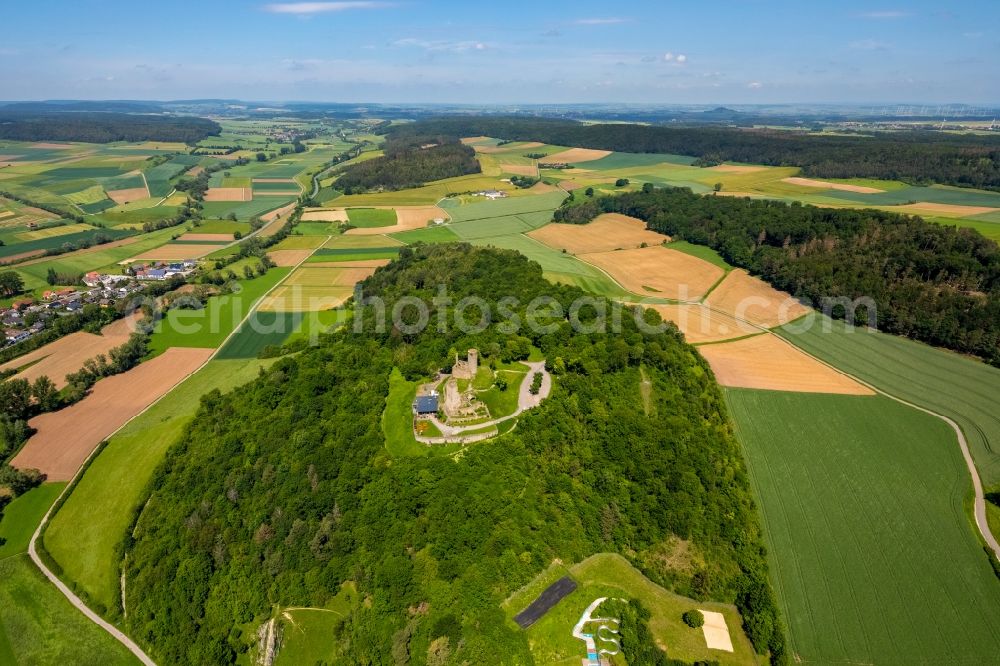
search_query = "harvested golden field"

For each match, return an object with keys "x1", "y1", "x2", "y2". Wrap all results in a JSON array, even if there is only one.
[
  {"x1": 642, "y1": 303, "x2": 759, "y2": 344},
  {"x1": 460, "y1": 136, "x2": 492, "y2": 145},
  {"x1": 302, "y1": 209, "x2": 349, "y2": 222},
  {"x1": 285, "y1": 266, "x2": 378, "y2": 287},
  {"x1": 542, "y1": 148, "x2": 612, "y2": 163},
  {"x1": 500, "y1": 163, "x2": 538, "y2": 177},
  {"x1": 266, "y1": 249, "x2": 313, "y2": 266},
  {"x1": 528, "y1": 213, "x2": 668, "y2": 255},
  {"x1": 579, "y1": 246, "x2": 724, "y2": 300},
  {"x1": 204, "y1": 187, "x2": 252, "y2": 202},
  {"x1": 892, "y1": 201, "x2": 1000, "y2": 217},
  {"x1": 11, "y1": 347, "x2": 213, "y2": 481},
  {"x1": 106, "y1": 186, "x2": 149, "y2": 205},
  {"x1": 185, "y1": 165, "x2": 205, "y2": 177},
  {"x1": 698, "y1": 334, "x2": 873, "y2": 395},
  {"x1": 345, "y1": 206, "x2": 448, "y2": 235},
  {"x1": 261, "y1": 201, "x2": 297, "y2": 224},
  {"x1": 308, "y1": 258, "x2": 390, "y2": 269},
  {"x1": 256, "y1": 285, "x2": 354, "y2": 312},
  {"x1": 176, "y1": 232, "x2": 233, "y2": 242},
  {"x1": 708, "y1": 164, "x2": 769, "y2": 173},
  {"x1": 0, "y1": 316, "x2": 138, "y2": 389},
  {"x1": 127, "y1": 244, "x2": 225, "y2": 261},
  {"x1": 781, "y1": 176, "x2": 885, "y2": 194},
  {"x1": 705, "y1": 269, "x2": 811, "y2": 328},
  {"x1": 713, "y1": 191, "x2": 762, "y2": 198},
  {"x1": 324, "y1": 234, "x2": 403, "y2": 249}
]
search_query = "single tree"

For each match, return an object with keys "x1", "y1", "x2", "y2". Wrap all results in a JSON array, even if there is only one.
[{"x1": 0, "y1": 271, "x2": 25, "y2": 296}]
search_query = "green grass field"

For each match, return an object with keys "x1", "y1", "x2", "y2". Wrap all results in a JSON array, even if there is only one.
[
  {"x1": 44, "y1": 358, "x2": 275, "y2": 613},
  {"x1": 272, "y1": 584, "x2": 357, "y2": 666},
  {"x1": 446, "y1": 191, "x2": 567, "y2": 223},
  {"x1": 727, "y1": 389, "x2": 1000, "y2": 665},
  {"x1": 665, "y1": 240, "x2": 732, "y2": 270},
  {"x1": 0, "y1": 555, "x2": 140, "y2": 666},
  {"x1": 147, "y1": 268, "x2": 289, "y2": 353},
  {"x1": 506, "y1": 553, "x2": 756, "y2": 666},
  {"x1": 382, "y1": 368, "x2": 426, "y2": 457},
  {"x1": 346, "y1": 207, "x2": 396, "y2": 228},
  {"x1": 0, "y1": 483, "x2": 65, "y2": 559},
  {"x1": 778, "y1": 316, "x2": 1000, "y2": 485},
  {"x1": 216, "y1": 311, "x2": 302, "y2": 359},
  {"x1": 390, "y1": 225, "x2": 461, "y2": 244}
]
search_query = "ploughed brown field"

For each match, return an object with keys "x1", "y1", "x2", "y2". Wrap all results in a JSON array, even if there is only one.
[{"x1": 11, "y1": 347, "x2": 214, "y2": 481}]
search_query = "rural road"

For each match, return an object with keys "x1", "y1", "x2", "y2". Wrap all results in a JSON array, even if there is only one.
[{"x1": 23, "y1": 220, "x2": 320, "y2": 666}]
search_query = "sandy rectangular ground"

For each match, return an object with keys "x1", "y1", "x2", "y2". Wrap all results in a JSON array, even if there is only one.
[
  {"x1": 0, "y1": 316, "x2": 138, "y2": 389},
  {"x1": 307, "y1": 259, "x2": 391, "y2": 268},
  {"x1": 580, "y1": 246, "x2": 725, "y2": 300},
  {"x1": 176, "y1": 232, "x2": 233, "y2": 242},
  {"x1": 266, "y1": 249, "x2": 314, "y2": 266},
  {"x1": 781, "y1": 176, "x2": 884, "y2": 194},
  {"x1": 698, "y1": 334, "x2": 873, "y2": 395},
  {"x1": 204, "y1": 187, "x2": 252, "y2": 202},
  {"x1": 642, "y1": 303, "x2": 759, "y2": 344},
  {"x1": 106, "y1": 186, "x2": 150, "y2": 205},
  {"x1": 324, "y1": 234, "x2": 403, "y2": 248},
  {"x1": 893, "y1": 201, "x2": 999, "y2": 217},
  {"x1": 528, "y1": 213, "x2": 667, "y2": 255},
  {"x1": 256, "y1": 285, "x2": 354, "y2": 312},
  {"x1": 285, "y1": 266, "x2": 377, "y2": 286},
  {"x1": 500, "y1": 163, "x2": 539, "y2": 177},
  {"x1": 262, "y1": 202, "x2": 297, "y2": 224},
  {"x1": 713, "y1": 191, "x2": 762, "y2": 198},
  {"x1": 345, "y1": 206, "x2": 449, "y2": 235},
  {"x1": 705, "y1": 269, "x2": 811, "y2": 328},
  {"x1": 699, "y1": 610, "x2": 734, "y2": 652},
  {"x1": 125, "y1": 244, "x2": 225, "y2": 262},
  {"x1": 708, "y1": 164, "x2": 769, "y2": 174},
  {"x1": 11, "y1": 347, "x2": 213, "y2": 481},
  {"x1": 185, "y1": 165, "x2": 205, "y2": 177},
  {"x1": 461, "y1": 136, "x2": 492, "y2": 145},
  {"x1": 541, "y1": 148, "x2": 612, "y2": 164},
  {"x1": 302, "y1": 209, "x2": 349, "y2": 223}
]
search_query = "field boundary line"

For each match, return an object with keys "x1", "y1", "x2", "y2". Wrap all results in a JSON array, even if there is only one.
[
  {"x1": 781, "y1": 334, "x2": 1000, "y2": 561},
  {"x1": 27, "y1": 233, "x2": 317, "y2": 665}
]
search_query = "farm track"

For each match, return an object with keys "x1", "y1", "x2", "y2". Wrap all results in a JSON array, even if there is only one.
[{"x1": 26, "y1": 221, "x2": 320, "y2": 665}]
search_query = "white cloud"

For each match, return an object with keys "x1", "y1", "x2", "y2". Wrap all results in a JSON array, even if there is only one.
[
  {"x1": 392, "y1": 38, "x2": 490, "y2": 53},
  {"x1": 575, "y1": 18, "x2": 629, "y2": 25},
  {"x1": 849, "y1": 39, "x2": 890, "y2": 50},
  {"x1": 857, "y1": 10, "x2": 909, "y2": 19},
  {"x1": 748, "y1": 81, "x2": 763, "y2": 89},
  {"x1": 264, "y1": 2, "x2": 391, "y2": 14},
  {"x1": 663, "y1": 52, "x2": 687, "y2": 64},
  {"x1": 676, "y1": 54, "x2": 687, "y2": 63},
  {"x1": 663, "y1": 52, "x2": 674, "y2": 61}
]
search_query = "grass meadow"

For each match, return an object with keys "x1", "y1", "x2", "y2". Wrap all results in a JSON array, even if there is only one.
[
  {"x1": 0, "y1": 482, "x2": 65, "y2": 559},
  {"x1": 44, "y1": 358, "x2": 276, "y2": 613},
  {"x1": 727, "y1": 389, "x2": 1000, "y2": 665},
  {"x1": 0, "y1": 555, "x2": 140, "y2": 666},
  {"x1": 778, "y1": 316, "x2": 1000, "y2": 486}
]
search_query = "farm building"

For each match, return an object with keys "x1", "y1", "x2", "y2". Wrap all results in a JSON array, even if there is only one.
[{"x1": 413, "y1": 395, "x2": 439, "y2": 415}]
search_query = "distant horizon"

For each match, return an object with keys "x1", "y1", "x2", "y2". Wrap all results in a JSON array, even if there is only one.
[{"x1": 1, "y1": 0, "x2": 997, "y2": 104}]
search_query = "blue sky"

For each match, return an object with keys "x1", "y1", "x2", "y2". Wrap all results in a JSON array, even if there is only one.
[{"x1": 1, "y1": 1, "x2": 997, "y2": 104}]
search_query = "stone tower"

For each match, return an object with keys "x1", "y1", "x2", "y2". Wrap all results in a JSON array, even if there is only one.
[{"x1": 467, "y1": 349, "x2": 478, "y2": 376}]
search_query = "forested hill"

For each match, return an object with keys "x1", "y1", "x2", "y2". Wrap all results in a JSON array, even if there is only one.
[
  {"x1": 335, "y1": 138, "x2": 480, "y2": 193},
  {"x1": 0, "y1": 111, "x2": 220, "y2": 143},
  {"x1": 391, "y1": 117, "x2": 1000, "y2": 191},
  {"x1": 123, "y1": 244, "x2": 785, "y2": 665},
  {"x1": 556, "y1": 188, "x2": 1000, "y2": 365}
]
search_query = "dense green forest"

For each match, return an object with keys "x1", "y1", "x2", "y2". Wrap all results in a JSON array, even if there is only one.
[
  {"x1": 335, "y1": 138, "x2": 480, "y2": 193},
  {"x1": 0, "y1": 111, "x2": 220, "y2": 143},
  {"x1": 391, "y1": 117, "x2": 1000, "y2": 190},
  {"x1": 123, "y1": 244, "x2": 784, "y2": 665},
  {"x1": 556, "y1": 188, "x2": 1000, "y2": 365}
]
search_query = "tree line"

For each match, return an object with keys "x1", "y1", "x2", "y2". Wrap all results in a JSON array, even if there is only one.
[
  {"x1": 0, "y1": 111, "x2": 221, "y2": 144},
  {"x1": 122, "y1": 244, "x2": 786, "y2": 665},
  {"x1": 335, "y1": 139, "x2": 481, "y2": 194},
  {"x1": 556, "y1": 186, "x2": 1000, "y2": 365},
  {"x1": 390, "y1": 117, "x2": 1000, "y2": 190}
]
